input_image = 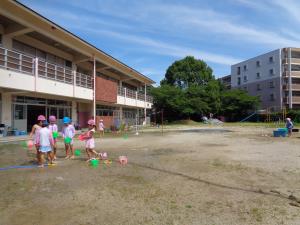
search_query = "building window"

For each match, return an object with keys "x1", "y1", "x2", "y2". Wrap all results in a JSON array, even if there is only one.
[
  {"x1": 269, "y1": 56, "x2": 274, "y2": 63},
  {"x1": 256, "y1": 73, "x2": 260, "y2": 79},
  {"x1": 270, "y1": 93, "x2": 275, "y2": 101},
  {"x1": 243, "y1": 76, "x2": 247, "y2": 82},
  {"x1": 243, "y1": 65, "x2": 247, "y2": 71},
  {"x1": 269, "y1": 69, "x2": 274, "y2": 76},
  {"x1": 237, "y1": 77, "x2": 241, "y2": 85},
  {"x1": 237, "y1": 67, "x2": 241, "y2": 75},
  {"x1": 269, "y1": 81, "x2": 275, "y2": 88},
  {"x1": 256, "y1": 61, "x2": 260, "y2": 67},
  {"x1": 256, "y1": 84, "x2": 261, "y2": 91}
]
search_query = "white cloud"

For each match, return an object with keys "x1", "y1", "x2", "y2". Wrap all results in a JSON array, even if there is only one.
[{"x1": 74, "y1": 26, "x2": 242, "y2": 65}]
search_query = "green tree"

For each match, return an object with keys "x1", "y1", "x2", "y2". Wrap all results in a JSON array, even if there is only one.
[
  {"x1": 221, "y1": 89, "x2": 260, "y2": 121},
  {"x1": 161, "y1": 56, "x2": 214, "y2": 88}
]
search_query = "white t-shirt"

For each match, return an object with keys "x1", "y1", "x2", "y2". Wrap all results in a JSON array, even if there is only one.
[{"x1": 37, "y1": 127, "x2": 53, "y2": 147}]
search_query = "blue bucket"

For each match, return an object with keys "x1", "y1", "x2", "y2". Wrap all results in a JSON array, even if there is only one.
[{"x1": 273, "y1": 130, "x2": 287, "y2": 137}]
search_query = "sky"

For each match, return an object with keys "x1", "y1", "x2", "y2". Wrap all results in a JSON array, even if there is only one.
[{"x1": 19, "y1": 0, "x2": 300, "y2": 84}]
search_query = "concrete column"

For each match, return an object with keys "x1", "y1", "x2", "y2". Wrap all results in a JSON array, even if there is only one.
[
  {"x1": 72, "y1": 101, "x2": 77, "y2": 124},
  {"x1": 2, "y1": 93, "x2": 12, "y2": 127},
  {"x1": 72, "y1": 64, "x2": 77, "y2": 97},
  {"x1": 2, "y1": 35, "x2": 12, "y2": 49},
  {"x1": 119, "y1": 106, "x2": 123, "y2": 124}
]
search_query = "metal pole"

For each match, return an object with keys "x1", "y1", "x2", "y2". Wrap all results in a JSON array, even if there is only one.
[
  {"x1": 161, "y1": 109, "x2": 164, "y2": 135},
  {"x1": 93, "y1": 57, "x2": 96, "y2": 120}
]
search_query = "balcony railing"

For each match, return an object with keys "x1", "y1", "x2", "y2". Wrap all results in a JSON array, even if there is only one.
[
  {"x1": 118, "y1": 86, "x2": 153, "y2": 103},
  {"x1": 0, "y1": 46, "x2": 93, "y2": 89},
  {"x1": 38, "y1": 59, "x2": 73, "y2": 84},
  {"x1": 0, "y1": 47, "x2": 34, "y2": 75},
  {"x1": 76, "y1": 72, "x2": 94, "y2": 89}
]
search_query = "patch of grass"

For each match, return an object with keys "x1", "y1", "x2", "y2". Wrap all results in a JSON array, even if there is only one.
[
  {"x1": 250, "y1": 207, "x2": 263, "y2": 222},
  {"x1": 185, "y1": 204, "x2": 192, "y2": 208}
]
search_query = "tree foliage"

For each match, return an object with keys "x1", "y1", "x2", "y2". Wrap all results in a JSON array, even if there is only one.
[
  {"x1": 220, "y1": 89, "x2": 260, "y2": 121},
  {"x1": 151, "y1": 56, "x2": 259, "y2": 122}
]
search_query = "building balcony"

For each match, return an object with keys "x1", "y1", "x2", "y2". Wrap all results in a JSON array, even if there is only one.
[
  {"x1": 282, "y1": 58, "x2": 300, "y2": 64},
  {"x1": 0, "y1": 47, "x2": 93, "y2": 100},
  {"x1": 283, "y1": 84, "x2": 300, "y2": 90},
  {"x1": 283, "y1": 96, "x2": 300, "y2": 104},
  {"x1": 117, "y1": 86, "x2": 153, "y2": 109},
  {"x1": 0, "y1": 47, "x2": 153, "y2": 108},
  {"x1": 282, "y1": 71, "x2": 300, "y2": 77}
]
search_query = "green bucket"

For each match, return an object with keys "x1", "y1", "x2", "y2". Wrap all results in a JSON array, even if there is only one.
[
  {"x1": 64, "y1": 137, "x2": 72, "y2": 144},
  {"x1": 90, "y1": 159, "x2": 99, "y2": 168},
  {"x1": 123, "y1": 134, "x2": 128, "y2": 140},
  {"x1": 53, "y1": 131, "x2": 59, "y2": 139},
  {"x1": 74, "y1": 149, "x2": 81, "y2": 156}
]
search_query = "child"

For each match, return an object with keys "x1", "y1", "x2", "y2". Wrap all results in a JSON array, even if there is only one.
[
  {"x1": 85, "y1": 119, "x2": 99, "y2": 161},
  {"x1": 29, "y1": 115, "x2": 46, "y2": 162},
  {"x1": 36, "y1": 120, "x2": 54, "y2": 167},
  {"x1": 98, "y1": 119, "x2": 105, "y2": 137},
  {"x1": 286, "y1": 118, "x2": 294, "y2": 137},
  {"x1": 62, "y1": 117, "x2": 75, "y2": 159},
  {"x1": 48, "y1": 115, "x2": 58, "y2": 160}
]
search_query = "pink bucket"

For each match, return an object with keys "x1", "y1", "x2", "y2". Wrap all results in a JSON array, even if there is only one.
[{"x1": 118, "y1": 156, "x2": 128, "y2": 165}]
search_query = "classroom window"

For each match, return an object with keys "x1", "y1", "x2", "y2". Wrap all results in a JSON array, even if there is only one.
[
  {"x1": 269, "y1": 69, "x2": 274, "y2": 76},
  {"x1": 243, "y1": 76, "x2": 247, "y2": 82},
  {"x1": 269, "y1": 81, "x2": 275, "y2": 88},
  {"x1": 256, "y1": 61, "x2": 260, "y2": 67},
  {"x1": 243, "y1": 65, "x2": 247, "y2": 71},
  {"x1": 270, "y1": 93, "x2": 275, "y2": 101},
  {"x1": 14, "y1": 105, "x2": 26, "y2": 120},
  {"x1": 237, "y1": 77, "x2": 241, "y2": 85},
  {"x1": 237, "y1": 67, "x2": 241, "y2": 75},
  {"x1": 269, "y1": 56, "x2": 274, "y2": 63},
  {"x1": 256, "y1": 73, "x2": 260, "y2": 79}
]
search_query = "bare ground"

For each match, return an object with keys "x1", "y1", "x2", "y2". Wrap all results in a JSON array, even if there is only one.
[{"x1": 0, "y1": 126, "x2": 300, "y2": 225}]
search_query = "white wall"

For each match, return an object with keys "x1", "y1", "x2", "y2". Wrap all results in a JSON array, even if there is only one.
[
  {"x1": 0, "y1": 69, "x2": 35, "y2": 91},
  {"x1": 117, "y1": 95, "x2": 152, "y2": 109},
  {"x1": 231, "y1": 49, "x2": 281, "y2": 87},
  {"x1": 74, "y1": 86, "x2": 93, "y2": 100}
]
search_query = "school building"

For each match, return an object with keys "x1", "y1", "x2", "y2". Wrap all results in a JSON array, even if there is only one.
[{"x1": 0, "y1": 1, "x2": 154, "y2": 133}]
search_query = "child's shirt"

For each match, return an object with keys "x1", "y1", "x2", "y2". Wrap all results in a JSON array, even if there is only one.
[
  {"x1": 36, "y1": 127, "x2": 53, "y2": 147},
  {"x1": 86, "y1": 128, "x2": 95, "y2": 140},
  {"x1": 48, "y1": 124, "x2": 58, "y2": 133},
  {"x1": 286, "y1": 121, "x2": 294, "y2": 129},
  {"x1": 62, "y1": 124, "x2": 75, "y2": 139},
  {"x1": 99, "y1": 122, "x2": 104, "y2": 130},
  {"x1": 32, "y1": 124, "x2": 41, "y2": 144}
]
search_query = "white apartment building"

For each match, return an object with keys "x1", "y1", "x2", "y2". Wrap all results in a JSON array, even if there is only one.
[
  {"x1": 231, "y1": 48, "x2": 300, "y2": 111},
  {"x1": 0, "y1": 1, "x2": 154, "y2": 133}
]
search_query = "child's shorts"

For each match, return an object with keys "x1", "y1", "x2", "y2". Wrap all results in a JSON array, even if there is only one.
[
  {"x1": 85, "y1": 138, "x2": 95, "y2": 149},
  {"x1": 39, "y1": 146, "x2": 52, "y2": 153}
]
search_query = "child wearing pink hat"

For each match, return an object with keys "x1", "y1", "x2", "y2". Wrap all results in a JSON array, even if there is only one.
[
  {"x1": 84, "y1": 119, "x2": 100, "y2": 161},
  {"x1": 98, "y1": 119, "x2": 105, "y2": 137},
  {"x1": 48, "y1": 115, "x2": 58, "y2": 160},
  {"x1": 29, "y1": 115, "x2": 46, "y2": 162}
]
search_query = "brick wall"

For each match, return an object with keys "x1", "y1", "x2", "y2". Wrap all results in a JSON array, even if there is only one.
[
  {"x1": 96, "y1": 116, "x2": 114, "y2": 130},
  {"x1": 95, "y1": 77, "x2": 117, "y2": 103}
]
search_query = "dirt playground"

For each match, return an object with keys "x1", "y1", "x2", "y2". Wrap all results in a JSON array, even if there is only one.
[{"x1": 1, "y1": 126, "x2": 300, "y2": 225}]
